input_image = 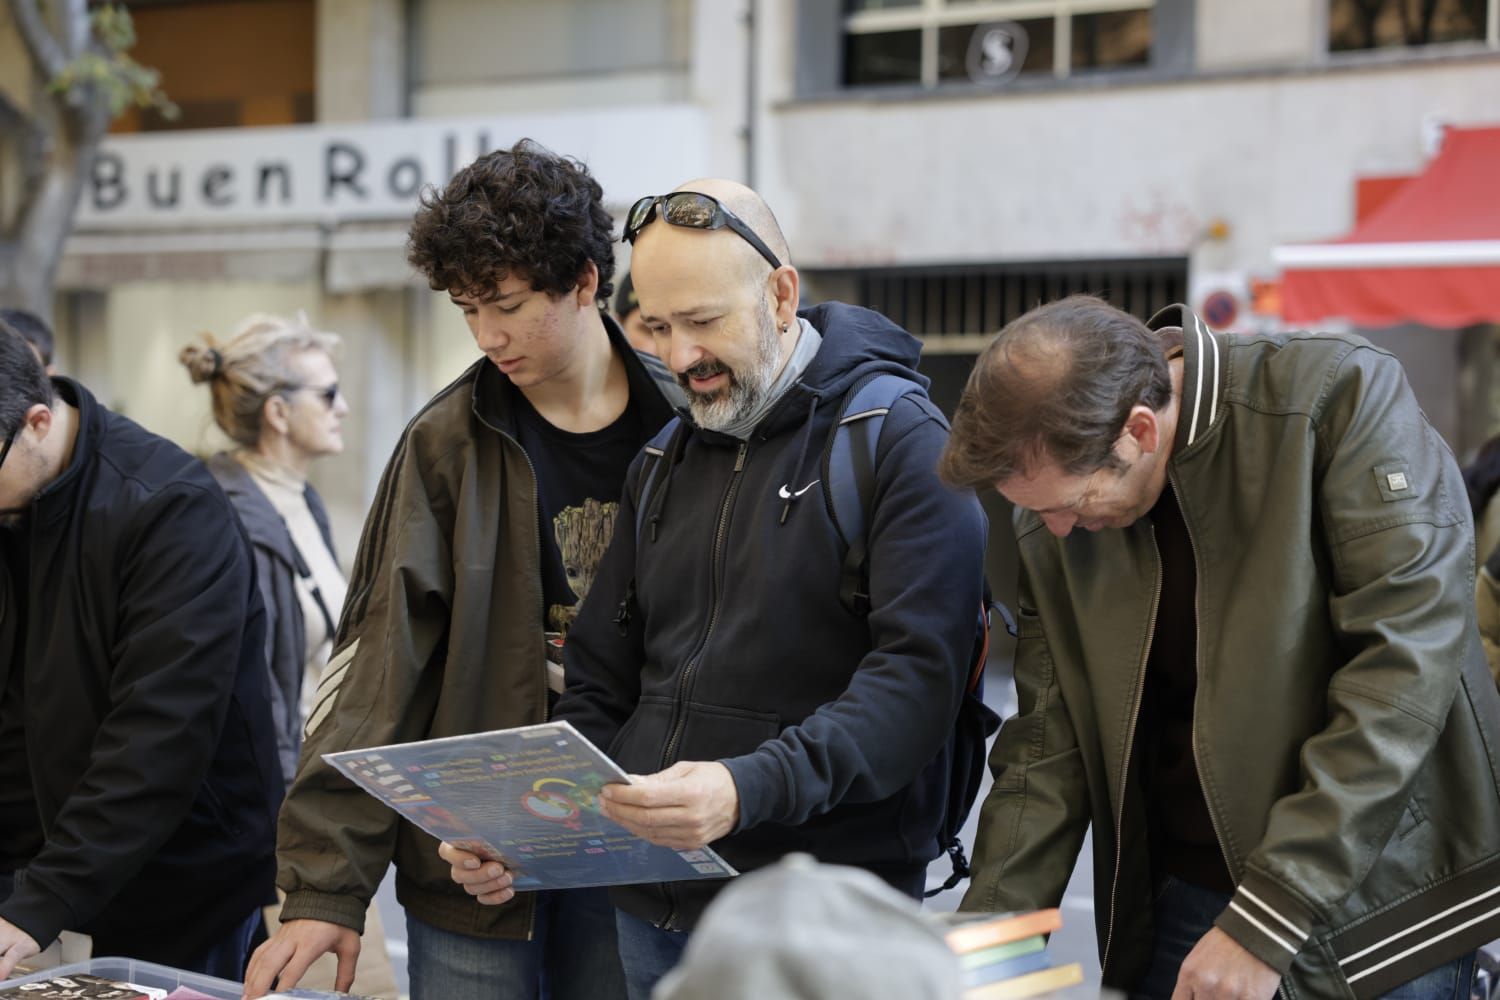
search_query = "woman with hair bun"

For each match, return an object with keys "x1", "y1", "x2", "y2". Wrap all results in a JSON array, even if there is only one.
[
  {"x1": 181, "y1": 312, "x2": 349, "y2": 778},
  {"x1": 181, "y1": 313, "x2": 396, "y2": 997}
]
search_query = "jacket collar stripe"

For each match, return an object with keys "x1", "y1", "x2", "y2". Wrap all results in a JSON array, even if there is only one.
[
  {"x1": 1187, "y1": 316, "x2": 1207, "y2": 446},
  {"x1": 1147, "y1": 304, "x2": 1225, "y2": 453},
  {"x1": 1184, "y1": 310, "x2": 1223, "y2": 446},
  {"x1": 1227, "y1": 901, "x2": 1299, "y2": 954},
  {"x1": 1339, "y1": 882, "x2": 1500, "y2": 968},
  {"x1": 1344, "y1": 898, "x2": 1500, "y2": 983},
  {"x1": 1238, "y1": 887, "x2": 1308, "y2": 941},
  {"x1": 1202, "y1": 312, "x2": 1221, "y2": 429}
]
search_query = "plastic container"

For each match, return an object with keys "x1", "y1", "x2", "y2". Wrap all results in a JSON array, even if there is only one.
[{"x1": 0, "y1": 956, "x2": 241, "y2": 998}]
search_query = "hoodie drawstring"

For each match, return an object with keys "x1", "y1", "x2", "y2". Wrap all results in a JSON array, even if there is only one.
[
  {"x1": 779, "y1": 394, "x2": 822, "y2": 525},
  {"x1": 647, "y1": 421, "x2": 689, "y2": 542}
]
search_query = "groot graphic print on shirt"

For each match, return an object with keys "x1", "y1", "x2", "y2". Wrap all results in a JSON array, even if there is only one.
[{"x1": 548, "y1": 497, "x2": 619, "y2": 636}]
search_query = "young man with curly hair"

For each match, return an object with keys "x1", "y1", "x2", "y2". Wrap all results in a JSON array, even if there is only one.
[{"x1": 244, "y1": 140, "x2": 682, "y2": 1000}]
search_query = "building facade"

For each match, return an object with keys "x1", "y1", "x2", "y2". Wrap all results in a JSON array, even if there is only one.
[{"x1": 31, "y1": 0, "x2": 1500, "y2": 550}]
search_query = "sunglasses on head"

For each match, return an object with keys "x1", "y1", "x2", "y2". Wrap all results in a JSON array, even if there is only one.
[
  {"x1": 279, "y1": 382, "x2": 340, "y2": 408},
  {"x1": 624, "y1": 192, "x2": 782, "y2": 271}
]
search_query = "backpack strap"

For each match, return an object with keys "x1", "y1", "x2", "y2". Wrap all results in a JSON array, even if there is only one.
[
  {"x1": 823, "y1": 373, "x2": 927, "y2": 615},
  {"x1": 633, "y1": 416, "x2": 686, "y2": 542}
]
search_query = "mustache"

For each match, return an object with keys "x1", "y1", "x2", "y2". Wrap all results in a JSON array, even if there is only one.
[{"x1": 679, "y1": 360, "x2": 731, "y2": 383}]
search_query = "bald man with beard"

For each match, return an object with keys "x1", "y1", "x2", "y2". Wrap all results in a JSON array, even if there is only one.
[{"x1": 441, "y1": 179, "x2": 990, "y2": 997}]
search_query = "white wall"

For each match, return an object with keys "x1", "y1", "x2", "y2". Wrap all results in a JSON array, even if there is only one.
[
  {"x1": 317, "y1": 0, "x2": 406, "y2": 122},
  {"x1": 760, "y1": 59, "x2": 1500, "y2": 281},
  {"x1": 411, "y1": 0, "x2": 749, "y2": 184},
  {"x1": 411, "y1": 0, "x2": 693, "y2": 115},
  {"x1": 94, "y1": 281, "x2": 321, "y2": 453},
  {"x1": 84, "y1": 281, "x2": 435, "y2": 561}
]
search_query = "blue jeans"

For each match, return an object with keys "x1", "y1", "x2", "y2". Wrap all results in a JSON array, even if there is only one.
[
  {"x1": 1132, "y1": 877, "x2": 1476, "y2": 1000},
  {"x1": 180, "y1": 907, "x2": 263, "y2": 981},
  {"x1": 614, "y1": 909, "x2": 690, "y2": 1000},
  {"x1": 2, "y1": 871, "x2": 260, "y2": 982},
  {"x1": 407, "y1": 888, "x2": 625, "y2": 1000}
]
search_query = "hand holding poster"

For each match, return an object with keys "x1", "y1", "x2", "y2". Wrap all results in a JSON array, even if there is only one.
[{"x1": 324, "y1": 721, "x2": 737, "y2": 891}]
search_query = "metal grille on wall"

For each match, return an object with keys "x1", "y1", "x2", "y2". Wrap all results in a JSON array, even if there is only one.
[{"x1": 850, "y1": 258, "x2": 1189, "y2": 353}]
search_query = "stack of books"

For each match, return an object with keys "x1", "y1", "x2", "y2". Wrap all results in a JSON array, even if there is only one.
[{"x1": 938, "y1": 908, "x2": 1085, "y2": 999}]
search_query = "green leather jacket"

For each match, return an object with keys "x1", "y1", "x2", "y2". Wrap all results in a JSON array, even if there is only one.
[{"x1": 963, "y1": 306, "x2": 1500, "y2": 999}]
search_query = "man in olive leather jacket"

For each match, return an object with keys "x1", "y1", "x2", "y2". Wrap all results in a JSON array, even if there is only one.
[{"x1": 941, "y1": 296, "x2": 1500, "y2": 1000}]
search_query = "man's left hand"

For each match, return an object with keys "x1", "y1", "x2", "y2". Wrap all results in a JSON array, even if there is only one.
[
  {"x1": 1173, "y1": 927, "x2": 1282, "y2": 1000},
  {"x1": 0, "y1": 917, "x2": 40, "y2": 982},
  {"x1": 599, "y1": 760, "x2": 740, "y2": 850}
]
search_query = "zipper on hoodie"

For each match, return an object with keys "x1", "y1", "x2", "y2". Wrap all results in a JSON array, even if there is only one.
[
  {"x1": 1101, "y1": 522, "x2": 1162, "y2": 978},
  {"x1": 660, "y1": 441, "x2": 749, "y2": 769},
  {"x1": 654, "y1": 441, "x2": 747, "y2": 932}
]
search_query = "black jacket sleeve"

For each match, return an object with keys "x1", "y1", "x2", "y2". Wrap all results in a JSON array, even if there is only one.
[{"x1": 0, "y1": 486, "x2": 259, "y2": 948}]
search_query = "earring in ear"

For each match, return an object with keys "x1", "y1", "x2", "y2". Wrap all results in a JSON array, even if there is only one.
[{"x1": 781, "y1": 322, "x2": 789, "y2": 333}]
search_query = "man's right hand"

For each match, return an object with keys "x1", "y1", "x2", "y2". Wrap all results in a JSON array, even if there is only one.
[
  {"x1": 438, "y1": 841, "x2": 515, "y2": 905},
  {"x1": 0, "y1": 918, "x2": 40, "y2": 982},
  {"x1": 242, "y1": 918, "x2": 360, "y2": 999}
]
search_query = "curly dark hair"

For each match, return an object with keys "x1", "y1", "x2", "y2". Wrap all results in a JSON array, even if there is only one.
[{"x1": 407, "y1": 139, "x2": 616, "y2": 303}]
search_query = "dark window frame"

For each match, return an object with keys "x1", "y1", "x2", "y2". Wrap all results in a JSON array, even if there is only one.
[{"x1": 798, "y1": 0, "x2": 1194, "y2": 97}]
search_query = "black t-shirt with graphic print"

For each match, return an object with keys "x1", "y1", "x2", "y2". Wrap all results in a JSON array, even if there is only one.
[{"x1": 507, "y1": 381, "x2": 648, "y2": 641}]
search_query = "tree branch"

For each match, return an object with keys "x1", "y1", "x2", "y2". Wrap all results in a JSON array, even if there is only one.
[
  {"x1": 9, "y1": 0, "x2": 70, "y2": 82},
  {"x1": 52, "y1": 0, "x2": 90, "y2": 61},
  {"x1": 0, "y1": 86, "x2": 29, "y2": 131},
  {"x1": 0, "y1": 87, "x2": 46, "y2": 242}
]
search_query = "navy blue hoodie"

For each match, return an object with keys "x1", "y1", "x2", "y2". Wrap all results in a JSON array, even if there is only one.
[{"x1": 559, "y1": 302, "x2": 987, "y2": 929}]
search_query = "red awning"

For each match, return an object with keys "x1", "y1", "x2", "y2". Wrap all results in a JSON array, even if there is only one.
[{"x1": 1274, "y1": 125, "x2": 1500, "y2": 328}]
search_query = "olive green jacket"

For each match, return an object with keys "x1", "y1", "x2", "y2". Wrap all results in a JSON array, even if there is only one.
[
  {"x1": 275, "y1": 326, "x2": 681, "y2": 939},
  {"x1": 963, "y1": 306, "x2": 1500, "y2": 999}
]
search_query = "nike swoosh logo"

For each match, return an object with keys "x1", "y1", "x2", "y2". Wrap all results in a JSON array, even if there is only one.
[{"x1": 777, "y1": 480, "x2": 821, "y2": 499}]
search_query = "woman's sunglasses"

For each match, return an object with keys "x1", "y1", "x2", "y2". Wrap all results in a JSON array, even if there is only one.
[
  {"x1": 279, "y1": 382, "x2": 340, "y2": 408},
  {"x1": 624, "y1": 192, "x2": 782, "y2": 271}
]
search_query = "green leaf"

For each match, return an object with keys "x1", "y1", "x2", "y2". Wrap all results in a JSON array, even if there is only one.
[{"x1": 44, "y1": 3, "x2": 174, "y2": 121}]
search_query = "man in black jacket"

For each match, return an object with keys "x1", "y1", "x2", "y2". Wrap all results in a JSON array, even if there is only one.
[
  {"x1": 0, "y1": 322, "x2": 280, "y2": 980},
  {"x1": 445, "y1": 180, "x2": 989, "y2": 999}
]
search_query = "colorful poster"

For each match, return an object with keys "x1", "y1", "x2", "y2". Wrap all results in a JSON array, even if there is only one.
[{"x1": 324, "y1": 721, "x2": 737, "y2": 891}]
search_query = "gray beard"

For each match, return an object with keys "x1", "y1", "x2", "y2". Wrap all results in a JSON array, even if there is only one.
[{"x1": 683, "y1": 307, "x2": 782, "y2": 433}]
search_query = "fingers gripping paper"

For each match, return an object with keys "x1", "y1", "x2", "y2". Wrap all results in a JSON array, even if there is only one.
[{"x1": 324, "y1": 721, "x2": 737, "y2": 891}]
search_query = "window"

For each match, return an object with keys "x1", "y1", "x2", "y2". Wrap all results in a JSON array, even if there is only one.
[
  {"x1": 843, "y1": 0, "x2": 1155, "y2": 88},
  {"x1": 1328, "y1": 0, "x2": 1499, "y2": 53}
]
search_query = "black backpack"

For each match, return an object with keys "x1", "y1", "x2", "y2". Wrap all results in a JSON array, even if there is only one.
[{"x1": 633, "y1": 372, "x2": 1007, "y2": 896}]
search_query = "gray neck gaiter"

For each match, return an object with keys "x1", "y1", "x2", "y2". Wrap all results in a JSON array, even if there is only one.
[{"x1": 717, "y1": 318, "x2": 823, "y2": 440}]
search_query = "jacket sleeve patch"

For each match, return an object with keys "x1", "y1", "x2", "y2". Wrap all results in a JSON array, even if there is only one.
[{"x1": 1372, "y1": 461, "x2": 1420, "y2": 503}]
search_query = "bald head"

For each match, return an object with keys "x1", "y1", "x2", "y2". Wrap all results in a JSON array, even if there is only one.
[{"x1": 666, "y1": 178, "x2": 791, "y2": 283}]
